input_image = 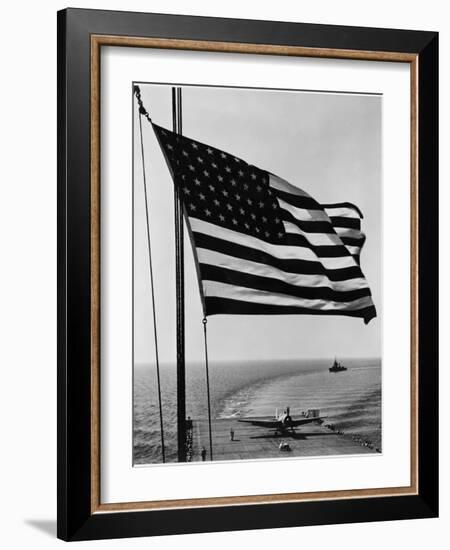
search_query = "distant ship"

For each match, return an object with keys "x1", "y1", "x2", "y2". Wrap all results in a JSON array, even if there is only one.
[{"x1": 329, "y1": 358, "x2": 347, "y2": 373}]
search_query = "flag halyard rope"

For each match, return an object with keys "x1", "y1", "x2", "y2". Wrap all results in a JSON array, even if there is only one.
[
  {"x1": 202, "y1": 318, "x2": 214, "y2": 461},
  {"x1": 135, "y1": 88, "x2": 166, "y2": 463}
]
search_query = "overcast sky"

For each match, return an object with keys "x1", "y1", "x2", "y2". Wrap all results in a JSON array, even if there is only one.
[{"x1": 133, "y1": 84, "x2": 381, "y2": 365}]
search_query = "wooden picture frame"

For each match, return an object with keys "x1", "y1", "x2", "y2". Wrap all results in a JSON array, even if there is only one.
[{"x1": 57, "y1": 8, "x2": 438, "y2": 541}]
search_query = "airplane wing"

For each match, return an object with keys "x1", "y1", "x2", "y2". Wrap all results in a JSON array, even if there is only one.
[
  {"x1": 238, "y1": 419, "x2": 279, "y2": 428},
  {"x1": 289, "y1": 417, "x2": 325, "y2": 427}
]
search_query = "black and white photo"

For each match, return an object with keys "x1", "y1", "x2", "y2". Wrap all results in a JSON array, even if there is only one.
[{"x1": 133, "y1": 83, "x2": 382, "y2": 465}]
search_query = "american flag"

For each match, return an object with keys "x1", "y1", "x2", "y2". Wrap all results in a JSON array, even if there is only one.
[{"x1": 153, "y1": 123, "x2": 376, "y2": 324}]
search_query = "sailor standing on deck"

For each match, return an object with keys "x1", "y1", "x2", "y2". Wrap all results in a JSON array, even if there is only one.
[{"x1": 201, "y1": 447, "x2": 207, "y2": 461}]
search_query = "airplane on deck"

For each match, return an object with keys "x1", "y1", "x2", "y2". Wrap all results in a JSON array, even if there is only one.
[{"x1": 238, "y1": 406, "x2": 325, "y2": 435}]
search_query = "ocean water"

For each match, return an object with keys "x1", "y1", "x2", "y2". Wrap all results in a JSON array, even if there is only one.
[{"x1": 133, "y1": 358, "x2": 381, "y2": 464}]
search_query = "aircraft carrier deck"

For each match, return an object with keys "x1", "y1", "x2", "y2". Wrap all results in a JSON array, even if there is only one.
[{"x1": 188, "y1": 417, "x2": 377, "y2": 462}]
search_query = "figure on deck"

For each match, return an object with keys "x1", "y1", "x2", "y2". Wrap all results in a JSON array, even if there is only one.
[{"x1": 201, "y1": 447, "x2": 207, "y2": 461}]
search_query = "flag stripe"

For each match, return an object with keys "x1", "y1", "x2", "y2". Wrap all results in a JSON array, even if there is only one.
[
  {"x1": 274, "y1": 188, "x2": 323, "y2": 211},
  {"x1": 323, "y1": 206, "x2": 362, "y2": 219},
  {"x1": 199, "y1": 264, "x2": 372, "y2": 302},
  {"x1": 277, "y1": 196, "x2": 362, "y2": 234},
  {"x1": 276, "y1": 184, "x2": 366, "y2": 264},
  {"x1": 282, "y1": 219, "x2": 351, "y2": 248},
  {"x1": 190, "y1": 218, "x2": 358, "y2": 269},
  {"x1": 279, "y1": 207, "x2": 338, "y2": 234},
  {"x1": 269, "y1": 173, "x2": 309, "y2": 196},
  {"x1": 193, "y1": 233, "x2": 363, "y2": 281},
  {"x1": 322, "y1": 202, "x2": 364, "y2": 218},
  {"x1": 273, "y1": 182, "x2": 364, "y2": 237},
  {"x1": 329, "y1": 216, "x2": 361, "y2": 230},
  {"x1": 282, "y1": 233, "x2": 353, "y2": 258},
  {"x1": 196, "y1": 248, "x2": 370, "y2": 291},
  {"x1": 278, "y1": 201, "x2": 330, "y2": 222},
  {"x1": 333, "y1": 227, "x2": 366, "y2": 241},
  {"x1": 191, "y1": 218, "x2": 364, "y2": 271},
  {"x1": 205, "y1": 297, "x2": 376, "y2": 320},
  {"x1": 203, "y1": 280, "x2": 374, "y2": 311},
  {"x1": 346, "y1": 245, "x2": 362, "y2": 256},
  {"x1": 341, "y1": 235, "x2": 366, "y2": 247}
]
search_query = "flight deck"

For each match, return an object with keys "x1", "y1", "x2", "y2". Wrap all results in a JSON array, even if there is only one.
[{"x1": 189, "y1": 416, "x2": 378, "y2": 462}]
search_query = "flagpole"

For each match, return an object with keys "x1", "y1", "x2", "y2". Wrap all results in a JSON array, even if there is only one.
[{"x1": 172, "y1": 87, "x2": 187, "y2": 462}]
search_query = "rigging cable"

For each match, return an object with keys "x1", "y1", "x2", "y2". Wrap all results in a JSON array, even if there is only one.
[
  {"x1": 202, "y1": 318, "x2": 214, "y2": 461},
  {"x1": 135, "y1": 88, "x2": 166, "y2": 463}
]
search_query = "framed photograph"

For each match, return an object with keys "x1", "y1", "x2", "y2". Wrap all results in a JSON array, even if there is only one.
[{"x1": 57, "y1": 8, "x2": 438, "y2": 541}]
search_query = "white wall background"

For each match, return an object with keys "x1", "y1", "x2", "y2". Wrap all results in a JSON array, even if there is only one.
[{"x1": 0, "y1": 1, "x2": 446, "y2": 548}]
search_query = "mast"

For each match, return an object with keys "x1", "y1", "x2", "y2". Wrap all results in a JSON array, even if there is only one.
[{"x1": 172, "y1": 87, "x2": 187, "y2": 462}]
